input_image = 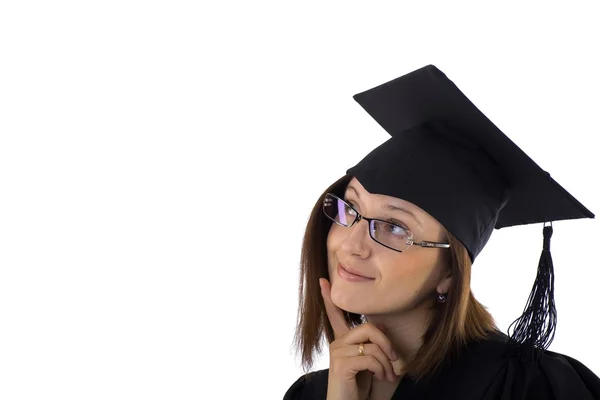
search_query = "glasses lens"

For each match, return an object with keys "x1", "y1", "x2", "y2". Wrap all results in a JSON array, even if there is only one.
[
  {"x1": 323, "y1": 194, "x2": 357, "y2": 227},
  {"x1": 371, "y1": 220, "x2": 411, "y2": 252}
]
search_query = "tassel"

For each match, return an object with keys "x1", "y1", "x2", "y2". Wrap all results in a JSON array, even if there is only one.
[{"x1": 507, "y1": 222, "x2": 557, "y2": 364}]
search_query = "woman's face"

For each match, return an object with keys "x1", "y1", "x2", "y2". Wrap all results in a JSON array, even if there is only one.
[{"x1": 326, "y1": 177, "x2": 452, "y2": 316}]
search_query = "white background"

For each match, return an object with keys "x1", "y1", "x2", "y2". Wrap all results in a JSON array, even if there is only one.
[{"x1": 1, "y1": 1, "x2": 599, "y2": 399}]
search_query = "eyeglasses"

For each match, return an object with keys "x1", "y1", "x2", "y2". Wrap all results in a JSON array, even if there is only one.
[{"x1": 322, "y1": 193, "x2": 451, "y2": 253}]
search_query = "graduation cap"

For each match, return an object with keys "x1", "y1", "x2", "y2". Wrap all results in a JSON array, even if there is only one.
[{"x1": 345, "y1": 64, "x2": 595, "y2": 363}]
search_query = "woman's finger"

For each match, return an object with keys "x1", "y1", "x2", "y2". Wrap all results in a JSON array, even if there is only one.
[
  {"x1": 340, "y1": 322, "x2": 398, "y2": 362},
  {"x1": 331, "y1": 353, "x2": 387, "y2": 382},
  {"x1": 319, "y1": 278, "x2": 351, "y2": 340},
  {"x1": 331, "y1": 342, "x2": 397, "y2": 382}
]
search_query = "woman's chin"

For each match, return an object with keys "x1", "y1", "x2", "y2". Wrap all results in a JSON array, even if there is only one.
[{"x1": 331, "y1": 296, "x2": 370, "y2": 316}]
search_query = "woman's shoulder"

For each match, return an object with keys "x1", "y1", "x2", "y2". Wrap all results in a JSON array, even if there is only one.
[
  {"x1": 283, "y1": 368, "x2": 329, "y2": 400},
  {"x1": 461, "y1": 330, "x2": 600, "y2": 399},
  {"x1": 491, "y1": 347, "x2": 600, "y2": 399}
]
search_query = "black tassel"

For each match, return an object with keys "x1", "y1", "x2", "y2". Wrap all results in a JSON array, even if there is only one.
[{"x1": 507, "y1": 223, "x2": 557, "y2": 364}]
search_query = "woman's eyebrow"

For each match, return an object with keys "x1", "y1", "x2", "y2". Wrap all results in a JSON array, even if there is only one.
[{"x1": 345, "y1": 185, "x2": 421, "y2": 226}]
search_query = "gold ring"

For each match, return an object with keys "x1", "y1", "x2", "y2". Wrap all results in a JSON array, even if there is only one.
[{"x1": 358, "y1": 342, "x2": 364, "y2": 356}]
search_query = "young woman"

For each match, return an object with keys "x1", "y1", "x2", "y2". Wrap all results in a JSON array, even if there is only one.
[{"x1": 283, "y1": 65, "x2": 600, "y2": 400}]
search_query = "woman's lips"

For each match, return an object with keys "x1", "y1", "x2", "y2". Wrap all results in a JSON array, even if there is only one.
[{"x1": 337, "y1": 263, "x2": 375, "y2": 282}]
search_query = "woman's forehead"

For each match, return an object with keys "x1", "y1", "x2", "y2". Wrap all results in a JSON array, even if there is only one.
[{"x1": 346, "y1": 177, "x2": 419, "y2": 211}]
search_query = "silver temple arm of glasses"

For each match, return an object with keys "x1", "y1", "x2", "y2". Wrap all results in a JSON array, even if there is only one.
[{"x1": 411, "y1": 240, "x2": 451, "y2": 249}]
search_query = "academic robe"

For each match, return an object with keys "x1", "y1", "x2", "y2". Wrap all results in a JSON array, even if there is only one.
[{"x1": 283, "y1": 330, "x2": 600, "y2": 399}]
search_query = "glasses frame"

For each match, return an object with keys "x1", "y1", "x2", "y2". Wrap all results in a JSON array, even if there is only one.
[{"x1": 323, "y1": 192, "x2": 451, "y2": 253}]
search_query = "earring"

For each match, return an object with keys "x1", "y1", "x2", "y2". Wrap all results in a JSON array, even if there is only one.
[{"x1": 437, "y1": 292, "x2": 447, "y2": 303}]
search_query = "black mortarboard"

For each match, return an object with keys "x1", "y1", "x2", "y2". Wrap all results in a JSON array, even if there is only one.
[{"x1": 345, "y1": 64, "x2": 595, "y2": 363}]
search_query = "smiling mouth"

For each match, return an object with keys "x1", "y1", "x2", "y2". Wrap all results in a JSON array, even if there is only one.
[{"x1": 337, "y1": 263, "x2": 375, "y2": 282}]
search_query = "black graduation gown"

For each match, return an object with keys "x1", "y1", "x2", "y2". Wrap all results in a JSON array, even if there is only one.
[{"x1": 283, "y1": 330, "x2": 600, "y2": 399}]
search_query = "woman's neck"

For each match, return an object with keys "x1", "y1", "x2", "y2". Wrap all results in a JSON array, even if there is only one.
[{"x1": 364, "y1": 304, "x2": 432, "y2": 374}]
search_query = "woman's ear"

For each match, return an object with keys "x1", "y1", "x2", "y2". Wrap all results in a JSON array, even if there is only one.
[{"x1": 437, "y1": 270, "x2": 452, "y2": 294}]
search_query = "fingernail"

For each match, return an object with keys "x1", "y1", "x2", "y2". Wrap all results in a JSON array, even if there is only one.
[{"x1": 391, "y1": 350, "x2": 398, "y2": 360}]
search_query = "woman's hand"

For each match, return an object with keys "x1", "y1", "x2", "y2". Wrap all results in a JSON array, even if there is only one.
[{"x1": 320, "y1": 278, "x2": 398, "y2": 400}]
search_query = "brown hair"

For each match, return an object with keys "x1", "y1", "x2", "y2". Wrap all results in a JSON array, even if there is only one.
[{"x1": 291, "y1": 173, "x2": 498, "y2": 382}]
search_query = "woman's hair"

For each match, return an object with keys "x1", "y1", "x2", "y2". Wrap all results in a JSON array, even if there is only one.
[{"x1": 292, "y1": 173, "x2": 498, "y2": 382}]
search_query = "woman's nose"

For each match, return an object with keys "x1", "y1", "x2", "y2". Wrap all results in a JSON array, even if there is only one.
[{"x1": 341, "y1": 217, "x2": 371, "y2": 254}]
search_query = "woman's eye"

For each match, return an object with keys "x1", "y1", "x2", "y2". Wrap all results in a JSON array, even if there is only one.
[
  {"x1": 345, "y1": 198, "x2": 409, "y2": 230},
  {"x1": 389, "y1": 220, "x2": 409, "y2": 231},
  {"x1": 386, "y1": 224, "x2": 408, "y2": 234},
  {"x1": 344, "y1": 199, "x2": 357, "y2": 209}
]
